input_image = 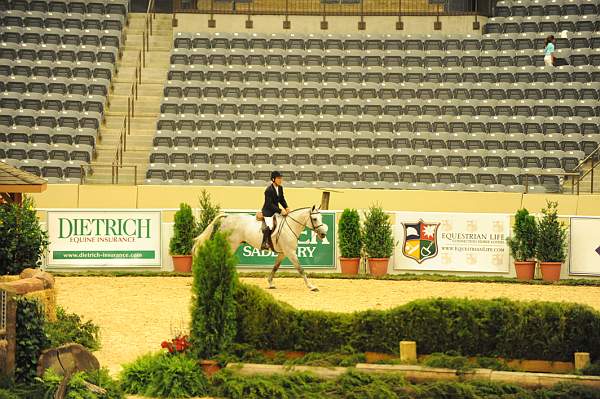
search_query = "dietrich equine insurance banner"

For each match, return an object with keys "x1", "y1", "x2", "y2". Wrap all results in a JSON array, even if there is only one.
[
  {"x1": 394, "y1": 212, "x2": 511, "y2": 273},
  {"x1": 47, "y1": 210, "x2": 162, "y2": 267},
  {"x1": 569, "y1": 216, "x2": 600, "y2": 276}
]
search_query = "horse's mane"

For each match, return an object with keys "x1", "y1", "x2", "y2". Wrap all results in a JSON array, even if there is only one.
[{"x1": 288, "y1": 206, "x2": 314, "y2": 214}]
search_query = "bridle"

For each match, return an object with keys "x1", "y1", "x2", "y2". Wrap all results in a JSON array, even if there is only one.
[{"x1": 276, "y1": 207, "x2": 324, "y2": 242}]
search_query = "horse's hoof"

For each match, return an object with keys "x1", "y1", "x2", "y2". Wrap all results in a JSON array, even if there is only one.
[
  {"x1": 310, "y1": 287, "x2": 319, "y2": 292},
  {"x1": 268, "y1": 285, "x2": 276, "y2": 289}
]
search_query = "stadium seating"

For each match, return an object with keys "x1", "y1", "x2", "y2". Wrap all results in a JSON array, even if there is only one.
[
  {"x1": 149, "y1": 19, "x2": 600, "y2": 191},
  {"x1": 0, "y1": 0, "x2": 128, "y2": 183}
]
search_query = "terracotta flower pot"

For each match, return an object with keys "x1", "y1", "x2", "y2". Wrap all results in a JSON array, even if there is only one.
[
  {"x1": 540, "y1": 262, "x2": 562, "y2": 282},
  {"x1": 199, "y1": 360, "x2": 221, "y2": 377},
  {"x1": 172, "y1": 255, "x2": 193, "y2": 273},
  {"x1": 368, "y1": 258, "x2": 389, "y2": 276},
  {"x1": 340, "y1": 258, "x2": 360, "y2": 275},
  {"x1": 514, "y1": 261, "x2": 536, "y2": 281}
]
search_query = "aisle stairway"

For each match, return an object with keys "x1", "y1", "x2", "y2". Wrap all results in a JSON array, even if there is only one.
[{"x1": 87, "y1": 13, "x2": 172, "y2": 184}]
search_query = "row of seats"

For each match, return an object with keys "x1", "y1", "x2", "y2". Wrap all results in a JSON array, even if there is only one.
[
  {"x1": 0, "y1": 109, "x2": 102, "y2": 129},
  {"x1": 1, "y1": 92, "x2": 105, "y2": 112},
  {"x1": 173, "y1": 32, "x2": 599, "y2": 50},
  {"x1": 495, "y1": 3, "x2": 600, "y2": 16},
  {"x1": 155, "y1": 99, "x2": 600, "y2": 116},
  {"x1": 1, "y1": 76, "x2": 109, "y2": 95},
  {"x1": 1, "y1": 158, "x2": 87, "y2": 183},
  {"x1": 147, "y1": 146, "x2": 584, "y2": 169},
  {"x1": 1, "y1": 125, "x2": 98, "y2": 146},
  {"x1": 143, "y1": 165, "x2": 563, "y2": 193},
  {"x1": 0, "y1": 0, "x2": 128, "y2": 15},
  {"x1": 1, "y1": 142, "x2": 94, "y2": 162},
  {"x1": 1, "y1": 43, "x2": 117, "y2": 63},
  {"x1": 162, "y1": 84, "x2": 600, "y2": 100},
  {"x1": 484, "y1": 20, "x2": 599, "y2": 34},
  {"x1": 163, "y1": 68, "x2": 600, "y2": 85},
  {"x1": 1, "y1": 27, "x2": 121, "y2": 48},
  {"x1": 1, "y1": 12, "x2": 124, "y2": 32},
  {"x1": 1, "y1": 60, "x2": 114, "y2": 79},
  {"x1": 168, "y1": 52, "x2": 600, "y2": 68}
]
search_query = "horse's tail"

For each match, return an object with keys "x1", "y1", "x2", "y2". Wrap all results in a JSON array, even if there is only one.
[{"x1": 192, "y1": 213, "x2": 227, "y2": 256}]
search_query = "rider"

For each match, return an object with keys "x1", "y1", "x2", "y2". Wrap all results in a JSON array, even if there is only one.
[{"x1": 261, "y1": 171, "x2": 290, "y2": 250}]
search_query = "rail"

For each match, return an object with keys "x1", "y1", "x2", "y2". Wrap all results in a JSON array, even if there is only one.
[
  {"x1": 174, "y1": 0, "x2": 482, "y2": 16},
  {"x1": 520, "y1": 171, "x2": 580, "y2": 194},
  {"x1": 81, "y1": 163, "x2": 138, "y2": 185},
  {"x1": 572, "y1": 146, "x2": 600, "y2": 195}
]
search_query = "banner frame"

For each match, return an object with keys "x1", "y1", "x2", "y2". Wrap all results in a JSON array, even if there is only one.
[{"x1": 568, "y1": 215, "x2": 600, "y2": 277}]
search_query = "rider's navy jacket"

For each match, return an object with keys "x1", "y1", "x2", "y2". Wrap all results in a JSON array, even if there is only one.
[{"x1": 262, "y1": 184, "x2": 288, "y2": 217}]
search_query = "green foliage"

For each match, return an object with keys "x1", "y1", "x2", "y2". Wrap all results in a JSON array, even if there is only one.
[
  {"x1": 41, "y1": 368, "x2": 124, "y2": 399},
  {"x1": 0, "y1": 390, "x2": 19, "y2": 399},
  {"x1": 0, "y1": 196, "x2": 49, "y2": 275},
  {"x1": 15, "y1": 296, "x2": 49, "y2": 383},
  {"x1": 45, "y1": 306, "x2": 100, "y2": 351},
  {"x1": 190, "y1": 231, "x2": 238, "y2": 359},
  {"x1": 535, "y1": 382, "x2": 600, "y2": 399},
  {"x1": 169, "y1": 203, "x2": 196, "y2": 256},
  {"x1": 580, "y1": 361, "x2": 600, "y2": 376},
  {"x1": 338, "y1": 209, "x2": 362, "y2": 259},
  {"x1": 422, "y1": 353, "x2": 512, "y2": 371},
  {"x1": 196, "y1": 189, "x2": 221, "y2": 235},
  {"x1": 233, "y1": 283, "x2": 600, "y2": 361},
  {"x1": 120, "y1": 352, "x2": 208, "y2": 398},
  {"x1": 536, "y1": 201, "x2": 568, "y2": 263},
  {"x1": 362, "y1": 204, "x2": 394, "y2": 258},
  {"x1": 507, "y1": 208, "x2": 538, "y2": 262}
]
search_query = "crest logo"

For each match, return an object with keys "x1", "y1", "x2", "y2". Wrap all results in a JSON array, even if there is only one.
[{"x1": 402, "y1": 220, "x2": 440, "y2": 264}]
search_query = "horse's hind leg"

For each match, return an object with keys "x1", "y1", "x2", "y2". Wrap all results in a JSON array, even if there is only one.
[
  {"x1": 288, "y1": 252, "x2": 318, "y2": 292},
  {"x1": 268, "y1": 253, "x2": 285, "y2": 289}
]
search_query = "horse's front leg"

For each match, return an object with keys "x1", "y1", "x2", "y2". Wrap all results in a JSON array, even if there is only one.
[
  {"x1": 268, "y1": 252, "x2": 286, "y2": 289},
  {"x1": 288, "y1": 252, "x2": 318, "y2": 292}
]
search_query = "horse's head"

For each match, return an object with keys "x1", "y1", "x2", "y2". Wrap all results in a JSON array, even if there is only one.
[{"x1": 309, "y1": 205, "x2": 328, "y2": 240}]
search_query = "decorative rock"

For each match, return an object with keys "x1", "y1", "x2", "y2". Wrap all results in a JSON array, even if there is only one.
[
  {"x1": 575, "y1": 352, "x2": 591, "y2": 370},
  {"x1": 19, "y1": 268, "x2": 55, "y2": 289},
  {"x1": 36, "y1": 343, "x2": 100, "y2": 378},
  {"x1": 400, "y1": 341, "x2": 417, "y2": 363},
  {"x1": 0, "y1": 278, "x2": 44, "y2": 295}
]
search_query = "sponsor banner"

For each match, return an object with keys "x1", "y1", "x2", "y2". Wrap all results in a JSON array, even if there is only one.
[
  {"x1": 395, "y1": 212, "x2": 510, "y2": 273},
  {"x1": 234, "y1": 212, "x2": 336, "y2": 268},
  {"x1": 569, "y1": 217, "x2": 600, "y2": 276},
  {"x1": 47, "y1": 210, "x2": 162, "y2": 267}
]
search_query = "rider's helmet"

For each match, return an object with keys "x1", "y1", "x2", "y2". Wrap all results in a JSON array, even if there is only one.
[{"x1": 271, "y1": 171, "x2": 282, "y2": 181}]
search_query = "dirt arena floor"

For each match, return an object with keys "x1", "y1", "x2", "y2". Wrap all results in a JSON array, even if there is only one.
[{"x1": 55, "y1": 276, "x2": 600, "y2": 377}]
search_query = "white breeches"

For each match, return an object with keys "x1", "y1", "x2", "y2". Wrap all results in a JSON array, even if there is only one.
[
  {"x1": 265, "y1": 216, "x2": 274, "y2": 230},
  {"x1": 544, "y1": 55, "x2": 553, "y2": 66}
]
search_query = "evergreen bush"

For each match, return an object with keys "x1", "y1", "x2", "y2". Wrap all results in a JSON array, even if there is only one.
[
  {"x1": 190, "y1": 231, "x2": 238, "y2": 359},
  {"x1": 507, "y1": 209, "x2": 538, "y2": 261},
  {"x1": 338, "y1": 209, "x2": 362, "y2": 259},
  {"x1": 362, "y1": 205, "x2": 394, "y2": 258},
  {"x1": 196, "y1": 189, "x2": 221, "y2": 235},
  {"x1": 15, "y1": 297, "x2": 49, "y2": 383},
  {"x1": 536, "y1": 201, "x2": 568, "y2": 263},
  {"x1": 0, "y1": 196, "x2": 48, "y2": 275},
  {"x1": 169, "y1": 203, "x2": 196, "y2": 256},
  {"x1": 233, "y1": 283, "x2": 600, "y2": 361}
]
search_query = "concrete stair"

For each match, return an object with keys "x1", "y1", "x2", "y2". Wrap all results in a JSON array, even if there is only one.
[{"x1": 88, "y1": 13, "x2": 172, "y2": 185}]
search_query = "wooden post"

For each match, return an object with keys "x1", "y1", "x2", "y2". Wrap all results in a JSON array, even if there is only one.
[
  {"x1": 399, "y1": 341, "x2": 417, "y2": 363},
  {"x1": 575, "y1": 352, "x2": 591, "y2": 370},
  {"x1": 320, "y1": 191, "x2": 331, "y2": 210}
]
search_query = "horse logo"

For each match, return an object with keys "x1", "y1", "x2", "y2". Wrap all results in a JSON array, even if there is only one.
[{"x1": 402, "y1": 220, "x2": 440, "y2": 264}]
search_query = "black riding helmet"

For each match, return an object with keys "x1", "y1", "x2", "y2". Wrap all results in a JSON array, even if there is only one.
[{"x1": 271, "y1": 171, "x2": 282, "y2": 181}]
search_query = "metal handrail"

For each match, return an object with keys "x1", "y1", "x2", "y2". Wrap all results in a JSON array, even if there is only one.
[
  {"x1": 574, "y1": 156, "x2": 598, "y2": 195},
  {"x1": 82, "y1": 163, "x2": 138, "y2": 185},
  {"x1": 521, "y1": 171, "x2": 579, "y2": 194}
]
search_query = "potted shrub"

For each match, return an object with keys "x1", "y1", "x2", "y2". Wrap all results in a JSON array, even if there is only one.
[
  {"x1": 507, "y1": 208, "x2": 538, "y2": 280},
  {"x1": 338, "y1": 209, "x2": 362, "y2": 275},
  {"x1": 362, "y1": 204, "x2": 395, "y2": 276},
  {"x1": 169, "y1": 203, "x2": 196, "y2": 272},
  {"x1": 536, "y1": 201, "x2": 568, "y2": 282}
]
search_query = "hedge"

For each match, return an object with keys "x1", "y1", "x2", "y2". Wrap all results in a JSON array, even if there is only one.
[{"x1": 234, "y1": 283, "x2": 600, "y2": 361}]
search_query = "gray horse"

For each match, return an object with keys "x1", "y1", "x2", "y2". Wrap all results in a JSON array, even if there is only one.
[{"x1": 192, "y1": 206, "x2": 328, "y2": 291}]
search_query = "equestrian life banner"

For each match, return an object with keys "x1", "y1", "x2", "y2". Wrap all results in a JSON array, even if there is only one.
[
  {"x1": 233, "y1": 211, "x2": 336, "y2": 268},
  {"x1": 46, "y1": 210, "x2": 162, "y2": 267},
  {"x1": 394, "y1": 212, "x2": 510, "y2": 273},
  {"x1": 569, "y1": 216, "x2": 600, "y2": 276}
]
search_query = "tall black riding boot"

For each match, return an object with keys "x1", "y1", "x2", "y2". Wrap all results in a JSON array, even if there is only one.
[{"x1": 261, "y1": 228, "x2": 271, "y2": 250}]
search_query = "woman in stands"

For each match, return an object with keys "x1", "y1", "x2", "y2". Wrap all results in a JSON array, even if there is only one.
[{"x1": 544, "y1": 35, "x2": 556, "y2": 66}]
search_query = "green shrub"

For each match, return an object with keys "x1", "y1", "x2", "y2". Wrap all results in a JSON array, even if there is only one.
[
  {"x1": 120, "y1": 352, "x2": 208, "y2": 398},
  {"x1": 580, "y1": 361, "x2": 600, "y2": 376},
  {"x1": 534, "y1": 382, "x2": 600, "y2": 399},
  {"x1": 190, "y1": 231, "x2": 238, "y2": 359},
  {"x1": 45, "y1": 306, "x2": 100, "y2": 351},
  {"x1": 233, "y1": 283, "x2": 600, "y2": 361},
  {"x1": 0, "y1": 196, "x2": 49, "y2": 275},
  {"x1": 15, "y1": 297, "x2": 49, "y2": 383},
  {"x1": 536, "y1": 201, "x2": 568, "y2": 263},
  {"x1": 0, "y1": 390, "x2": 19, "y2": 399},
  {"x1": 362, "y1": 204, "x2": 394, "y2": 258},
  {"x1": 42, "y1": 368, "x2": 123, "y2": 399},
  {"x1": 169, "y1": 203, "x2": 196, "y2": 256},
  {"x1": 338, "y1": 209, "x2": 362, "y2": 259},
  {"x1": 507, "y1": 208, "x2": 538, "y2": 262},
  {"x1": 196, "y1": 189, "x2": 221, "y2": 235}
]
